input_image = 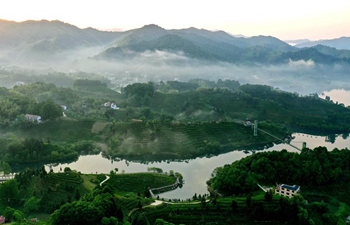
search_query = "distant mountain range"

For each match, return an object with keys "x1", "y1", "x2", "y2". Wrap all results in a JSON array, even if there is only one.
[
  {"x1": 295, "y1": 37, "x2": 350, "y2": 50},
  {"x1": 0, "y1": 19, "x2": 349, "y2": 65}
]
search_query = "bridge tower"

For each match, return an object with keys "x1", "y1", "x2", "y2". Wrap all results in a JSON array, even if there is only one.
[{"x1": 253, "y1": 120, "x2": 258, "y2": 136}]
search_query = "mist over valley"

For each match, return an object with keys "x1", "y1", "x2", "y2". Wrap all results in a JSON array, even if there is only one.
[{"x1": 1, "y1": 19, "x2": 350, "y2": 96}]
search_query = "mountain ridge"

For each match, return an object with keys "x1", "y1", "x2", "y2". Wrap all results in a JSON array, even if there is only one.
[
  {"x1": 0, "y1": 19, "x2": 349, "y2": 65},
  {"x1": 295, "y1": 36, "x2": 350, "y2": 50}
]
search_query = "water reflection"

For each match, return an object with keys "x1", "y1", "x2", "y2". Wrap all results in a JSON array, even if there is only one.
[
  {"x1": 33, "y1": 132, "x2": 350, "y2": 200},
  {"x1": 320, "y1": 89, "x2": 350, "y2": 107}
]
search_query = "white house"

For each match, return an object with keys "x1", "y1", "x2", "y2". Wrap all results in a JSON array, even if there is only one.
[
  {"x1": 111, "y1": 103, "x2": 119, "y2": 110},
  {"x1": 275, "y1": 184, "x2": 300, "y2": 198},
  {"x1": 104, "y1": 102, "x2": 111, "y2": 107},
  {"x1": 25, "y1": 114, "x2": 41, "y2": 123},
  {"x1": 61, "y1": 105, "x2": 67, "y2": 110}
]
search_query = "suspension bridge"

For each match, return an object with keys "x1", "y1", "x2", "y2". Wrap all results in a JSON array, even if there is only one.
[{"x1": 248, "y1": 120, "x2": 304, "y2": 151}]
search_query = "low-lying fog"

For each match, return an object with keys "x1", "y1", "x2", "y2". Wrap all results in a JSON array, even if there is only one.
[{"x1": 1, "y1": 49, "x2": 350, "y2": 95}]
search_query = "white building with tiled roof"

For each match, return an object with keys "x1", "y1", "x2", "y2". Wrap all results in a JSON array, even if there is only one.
[{"x1": 275, "y1": 184, "x2": 300, "y2": 198}]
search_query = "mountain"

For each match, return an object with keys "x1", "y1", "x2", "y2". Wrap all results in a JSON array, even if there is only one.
[
  {"x1": 108, "y1": 24, "x2": 167, "y2": 47},
  {"x1": 0, "y1": 19, "x2": 121, "y2": 61},
  {"x1": 311, "y1": 45, "x2": 350, "y2": 59},
  {"x1": 284, "y1": 39, "x2": 310, "y2": 46},
  {"x1": 97, "y1": 25, "x2": 348, "y2": 65},
  {"x1": 295, "y1": 37, "x2": 350, "y2": 50},
  {"x1": 0, "y1": 19, "x2": 120, "y2": 49},
  {"x1": 0, "y1": 19, "x2": 349, "y2": 66},
  {"x1": 97, "y1": 24, "x2": 300, "y2": 64},
  {"x1": 99, "y1": 34, "x2": 218, "y2": 60}
]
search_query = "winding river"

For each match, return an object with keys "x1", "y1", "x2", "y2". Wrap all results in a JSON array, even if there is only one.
[
  {"x1": 45, "y1": 132, "x2": 350, "y2": 200},
  {"x1": 43, "y1": 89, "x2": 350, "y2": 200}
]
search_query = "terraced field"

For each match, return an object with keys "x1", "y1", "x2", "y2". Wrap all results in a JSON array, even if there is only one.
[
  {"x1": 37, "y1": 172, "x2": 91, "y2": 212},
  {"x1": 138, "y1": 195, "x2": 293, "y2": 225},
  {"x1": 108, "y1": 121, "x2": 288, "y2": 160}
]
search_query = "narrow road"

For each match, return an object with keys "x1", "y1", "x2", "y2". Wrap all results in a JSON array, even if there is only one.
[{"x1": 100, "y1": 175, "x2": 110, "y2": 186}]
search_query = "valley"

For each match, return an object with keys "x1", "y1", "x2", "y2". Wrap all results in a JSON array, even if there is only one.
[{"x1": 0, "y1": 18, "x2": 350, "y2": 225}]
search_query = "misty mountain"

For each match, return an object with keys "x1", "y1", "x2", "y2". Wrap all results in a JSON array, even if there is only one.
[
  {"x1": 97, "y1": 24, "x2": 299, "y2": 64},
  {"x1": 284, "y1": 39, "x2": 311, "y2": 46},
  {"x1": 0, "y1": 19, "x2": 121, "y2": 61},
  {"x1": 311, "y1": 45, "x2": 350, "y2": 59},
  {"x1": 108, "y1": 24, "x2": 167, "y2": 47},
  {"x1": 98, "y1": 34, "x2": 218, "y2": 61},
  {"x1": 295, "y1": 37, "x2": 350, "y2": 50},
  {"x1": 0, "y1": 19, "x2": 349, "y2": 66},
  {"x1": 0, "y1": 19, "x2": 120, "y2": 49},
  {"x1": 97, "y1": 25, "x2": 348, "y2": 65}
]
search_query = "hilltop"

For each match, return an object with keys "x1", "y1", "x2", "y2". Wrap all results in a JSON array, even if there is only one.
[{"x1": 0, "y1": 19, "x2": 350, "y2": 66}]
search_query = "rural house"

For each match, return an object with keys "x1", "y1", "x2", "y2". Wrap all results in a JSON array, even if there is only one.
[
  {"x1": 275, "y1": 184, "x2": 300, "y2": 198},
  {"x1": 111, "y1": 102, "x2": 119, "y2": 109},
  {"x1": 25, "y1": 114, "x2": 41, "y2": 123}
]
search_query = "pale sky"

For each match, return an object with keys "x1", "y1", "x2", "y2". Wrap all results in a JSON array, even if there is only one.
[{"x1": 1, "y1": 0, "x2": 350, "y2": 40}]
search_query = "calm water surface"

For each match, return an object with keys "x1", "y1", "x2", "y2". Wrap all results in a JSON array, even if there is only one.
[
  {"x1": 43, "y1": 89, "x2": 350, "y2": 199},
  {"x1": 46, "y1": 132, "x2": 350, "y2": 200},
  {"x1": 320, "y1": 89, "x2": 350, "y2": 107}
]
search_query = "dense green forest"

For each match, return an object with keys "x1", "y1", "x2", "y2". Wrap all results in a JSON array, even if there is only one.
[
  {"x1": 1, "y1": 74, "x2": 350, "y2": 224},
  {"x1": 0, "y1": 167, "x2": 178, "y2": 224},
  {"x1": 207, "y1": 147, "x2": 350, "y2": 195},
  {"x1": 0, "y1": 75, "x2": 349, "y2": 164}
]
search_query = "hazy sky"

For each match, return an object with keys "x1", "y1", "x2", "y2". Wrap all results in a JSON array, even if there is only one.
[{"x1": 1, "y1": 0, "x2": 349, "y2": 40}]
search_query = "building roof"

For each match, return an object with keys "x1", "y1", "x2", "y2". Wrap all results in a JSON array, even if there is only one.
[
  {"x1": 25, "y1": 114, "x2": 40, "y2": 119},
  {"x1": 281, "y1": 184, "x2": 300, "y2": 191}
]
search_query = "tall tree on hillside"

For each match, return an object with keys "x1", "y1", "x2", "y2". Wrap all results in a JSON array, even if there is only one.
[
  {"x1": 0, "y1": 161, "x2": 11, "y2": 175},
  {"x1": 0, "y1": 179, "x2": 19, "y2": 206},
  {"x1": 39, "y1": 99, "x2": 62, "y2": 120}
]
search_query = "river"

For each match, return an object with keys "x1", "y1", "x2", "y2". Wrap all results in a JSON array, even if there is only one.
[
  {"x1": 320, "y1": 89, "x2": 350, "y2": 107},
  {"x1": 45, "y1": 132, "x2": 350, "y2": 200},
  {"x1": 44, "y1": 89, "x2": 350, "y2": 199}
]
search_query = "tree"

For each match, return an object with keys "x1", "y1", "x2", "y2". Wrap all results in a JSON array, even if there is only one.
[
  {"x1": 138, "y1": 200, "x2": 142, "y2": 209},
  {"x1": 110, "y1": 121, "x2": 117, "y2": 135},
  {"x1": 74, "y1": 189, "x2": 81, "y2": 200},
  {"x1": 131, "y1": 212, "x2": 150, "y2": 225},
  {"x1": 110, "y1": 216, "x2": 118, "y2": 225},
  {"x1": 101, "y1": 217, "x2": 110, "y2": 225},
  {"x1": 231, "y1": 200, "x2": 238, "y2": 212},
  {"x1": 201, "y1": 196, "x2": 206, "y2": 208},
  {"x1": 64, "y1": 167, "x2": 72, "y2": 173},
  {"x1": 0, "y1": 179, "x2": 19, "y2": 206},
  {"x1": 24, "y1": 196, "x2": 41, "y2": 213},
  {"x1": 193, "y1": 193, "x2": 197, "y2": 200},
  {"x1": 245, "y1": 194, "x2": 252, "y2": 208},
  {"x1": 3, "y1": 207, "x2": 15, "y2": 222},
  {"x1": 0, "y1": 161, "x2": 11, "y2": 175},
  {"x1": 264, "y1": 190, "x2": 273, "y2": 201},
  {"x1": 154, "y1": 218, "x2": 175, "y2": 225},
  {"x1": 39, "y1": 99, "x2": 62, "y2": 120}
]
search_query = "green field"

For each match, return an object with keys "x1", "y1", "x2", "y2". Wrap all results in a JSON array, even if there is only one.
[
  {"x1": 104, "y1": 121, "x2": 289, "y2": 160},
  {"x1": 135, "y1": 194, "x2": 294, "y2": 225},
  {"x1": 1, "y1": 119, "x2": 95, "y2": 143}
]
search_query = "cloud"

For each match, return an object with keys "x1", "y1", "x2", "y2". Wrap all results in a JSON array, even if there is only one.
[
  {"x1": 1, "y1": 48, "x2": 350, "y2": 95},
  {"x1": 288, "y1": 59, "x2": 315, "y2": 67}
]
